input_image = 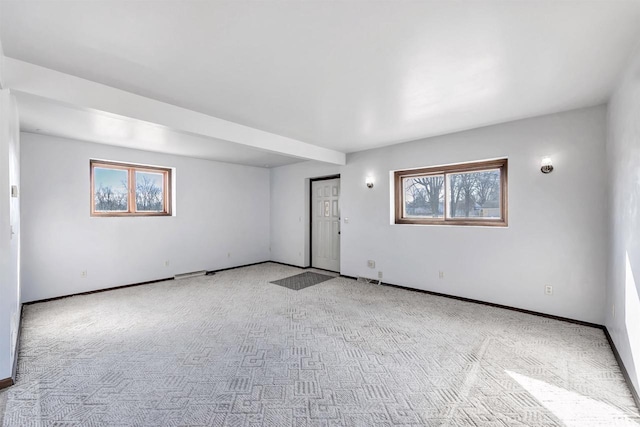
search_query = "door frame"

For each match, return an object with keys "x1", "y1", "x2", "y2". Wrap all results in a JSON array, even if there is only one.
[{"x1": 309, "y1": 174, "x2": 341, "y2": 272}]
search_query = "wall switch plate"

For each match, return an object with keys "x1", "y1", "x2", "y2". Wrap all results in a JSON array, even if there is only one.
[
  {"x1": 367, "y1": 260, "x2": 375, "y2": 268},
  {"x1": 10, "y1": 185, "x2": 18, "y2": 198},
  {"x1": 439, "y1": 271, "x2": 444, "y2": 279},
  {"x1": 545, "y1": 285, "x2": 553, "y2": 295},
  {"x1": 378, "y1": 271, "x2": 383, "y2": 279},
  {"x1": 81, "y1": 270, "x2": 87, "y2": 278},
  {"x1": 344, "y1": 217, "x2": 349, "y2": 223}
]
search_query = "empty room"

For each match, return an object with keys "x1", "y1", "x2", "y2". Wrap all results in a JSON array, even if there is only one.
[{"x1": 1, "y1": 0, "x2": 640, "y2": 425}]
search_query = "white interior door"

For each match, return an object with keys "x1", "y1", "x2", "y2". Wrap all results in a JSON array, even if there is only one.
[{"x1": 312, "y1": 178, "x2": 340, "y2": 272}]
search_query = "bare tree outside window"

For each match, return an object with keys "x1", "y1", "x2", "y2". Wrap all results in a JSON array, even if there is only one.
[
  {"x1": 135, "y1": 172, "x2": 164, "y2": 211},
  {"x1": 448, "y1": 170, "x2": 500, "y2": 218},
  {"x1": 90, "y1": 161, "x2": 171, "y2": 216},
  {"x1": 93, "y1": 167, "x2": 129, "y2": 212},
  {"x1": 403, "y1": 175, "x2": 444, "y2": 218},
  {"x1": 394, "y1": 159, "x2": 507, "y2": 226},
  {"x1": 95, "y1": 184, "x2": 128, "y2": 211}
]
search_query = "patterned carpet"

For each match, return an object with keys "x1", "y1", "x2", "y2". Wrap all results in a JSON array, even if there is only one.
[{"x1": 1, "y1": 262, "x2": 638, "y2": 426}]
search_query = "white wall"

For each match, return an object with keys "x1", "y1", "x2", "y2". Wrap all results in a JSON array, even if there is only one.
[
  {"x1": 606, "y1": 41, "x2": 640, "y2": 397},
  {"x1": 271, "y1": 106, "x2": 608, "y2": 324},
  {"x1": 0, "y1": 33, "x2": 5, "y2": 89},
  {"x1": 21, "y1": 133, "x2": 271, "y2": 302},
  {"x1": 0, "y1": 89, "x2": 20, "y2": 381},
  {"x1": 270, "y1": 161, "x2": 341, "y2": 267}
]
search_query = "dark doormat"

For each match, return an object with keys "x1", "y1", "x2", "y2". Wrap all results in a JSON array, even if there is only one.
[{"x1": 270, "y1": 272, "x2": 334, "y2": 291}]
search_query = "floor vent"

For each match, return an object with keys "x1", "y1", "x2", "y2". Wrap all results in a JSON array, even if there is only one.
[
  {"x1": 357, "y1": 276, "x2": 381, "y2": 285},
  {"x1": 174, "y1": 271, "x2": 206, "y2": 280}
]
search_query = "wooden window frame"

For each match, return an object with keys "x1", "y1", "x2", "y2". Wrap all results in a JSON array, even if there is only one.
[
  {"x1": 90, "y1": 160, "x2": 172, "y2": 217},
  {"x1": 394, "y1": 158, "x2": 508, "y2": 227}
]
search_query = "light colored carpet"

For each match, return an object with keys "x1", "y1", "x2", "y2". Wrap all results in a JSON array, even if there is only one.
[
  {"x1": 0, "y1": 390, "x2": 6, "y2": 426},
  {"x1": 2, "y1": 262, "x2": 639, "y2": 426}
]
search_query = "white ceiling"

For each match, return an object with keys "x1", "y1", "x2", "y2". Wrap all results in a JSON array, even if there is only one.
[{"x1": 2, "y1": 0, "x2": 640, "y2": 157}]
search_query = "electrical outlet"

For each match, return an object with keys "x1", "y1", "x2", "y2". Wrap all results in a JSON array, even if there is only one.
[
  {"x1": 81, "y1": 270, "x2": 87, "y2": 278},
  {"x1": 164, "y1": 260, "x2": 170, "y2": 267},
  {"x1": 367, "y1": 260, "x2": 375, "y2": 268},
  {"x1": 227, "y1": 252, "x2": 231, "y2": 258},
  {"x1": 439, "y1": 271, "x2": 444, "y2": 279},
  {"x1": 545, "y1": 285, "x2": 553, "y2": 295},
  {"x1": 378, "y1": 271, "x2": 383, "y2": 279}
]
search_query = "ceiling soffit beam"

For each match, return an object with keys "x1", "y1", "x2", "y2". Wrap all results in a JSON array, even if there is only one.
[{"x1": 3, "y1": 57, "x2": 346, "y2": 165}]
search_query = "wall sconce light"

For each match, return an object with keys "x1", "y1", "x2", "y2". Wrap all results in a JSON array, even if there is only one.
[
  {"x1": 540, "y1": 157, "x2": 554, "y2": 174},
  {"x1": 366, "y1": 176, "x2": 374, "y2": 188}
]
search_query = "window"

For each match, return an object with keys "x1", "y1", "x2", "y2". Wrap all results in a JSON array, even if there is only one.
[
  {"x1": 90, "y1": 160, "x2": 172, "y2": 216},
  {"x1": 394, "y1": 158, "x2": 507, "y2": 226}
]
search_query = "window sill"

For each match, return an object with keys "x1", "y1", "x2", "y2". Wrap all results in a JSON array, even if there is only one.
[{"x1": 394, "y1": 219, "x2": 508, "y2": 227}]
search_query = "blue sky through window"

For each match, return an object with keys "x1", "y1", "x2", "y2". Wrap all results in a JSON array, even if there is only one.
[
  {"x1": 136, "y1": 171, "x2": 163, "y2": 188},
  {"x1": 94, "y1": 167, "x2": 128, "y2": 193}
]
